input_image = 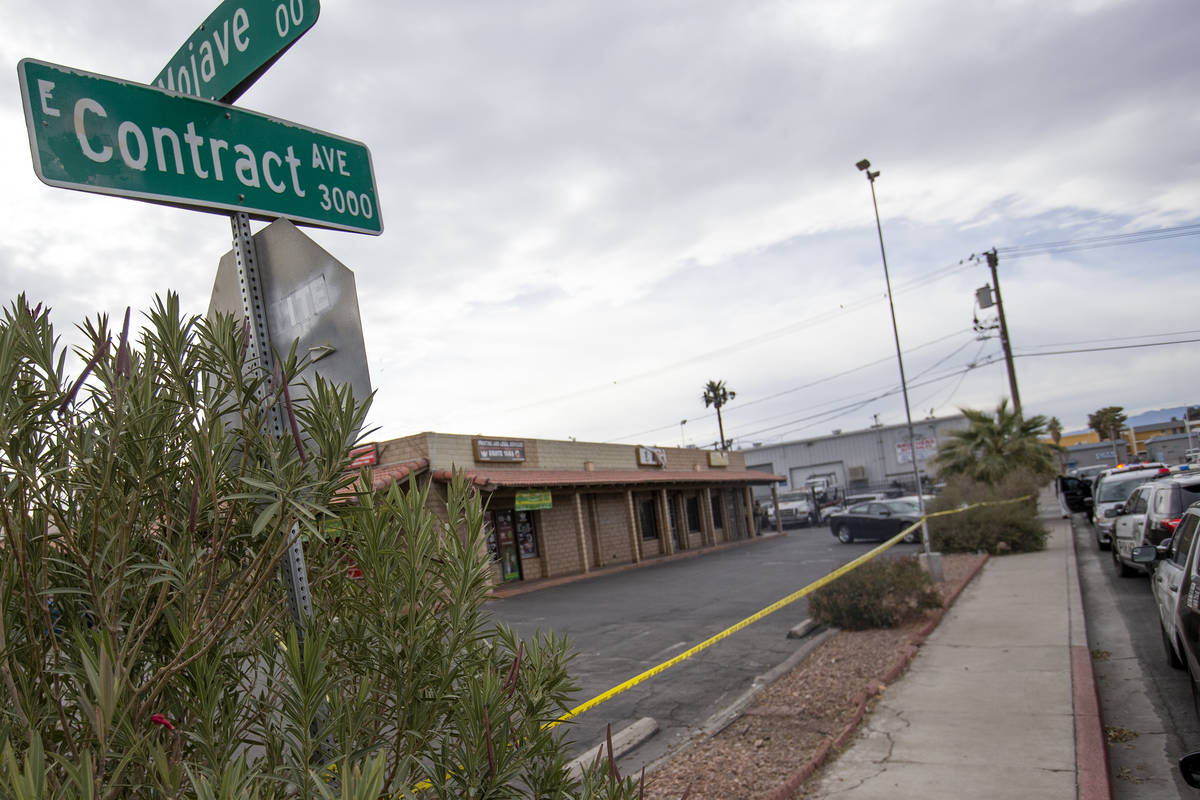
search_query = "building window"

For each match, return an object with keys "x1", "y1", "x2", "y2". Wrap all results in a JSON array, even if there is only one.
[
  {"x1": 711, "y1": 491, "x2": 724, "y2": 528},
  {"x1": 639, "y1": 497, "x2": 660, "y2": 541},
  {"x1": 686, "y1": 495, "x2": 701, "y2": 532},
  {"x1": 515, "y1": 510, "x2": 538, "y2": 557}
]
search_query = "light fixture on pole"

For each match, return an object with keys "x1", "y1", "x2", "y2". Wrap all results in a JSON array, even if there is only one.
[{"x1": 855, "y1": 158, "x2": 936, "y2": 567}]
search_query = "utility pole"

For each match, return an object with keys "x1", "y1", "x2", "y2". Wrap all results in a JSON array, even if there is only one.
[{"x1": 985, "y1": 248, "x2": 1022, "y2": 417}]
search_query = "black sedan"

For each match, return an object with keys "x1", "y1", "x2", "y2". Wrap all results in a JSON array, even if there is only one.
[{"x1": 828, "y1": 499, "x2": 921, "y2": 544}]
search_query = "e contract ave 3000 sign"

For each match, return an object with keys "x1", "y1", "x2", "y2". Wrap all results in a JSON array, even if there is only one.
[{"x1": 18, "y1": 59, "x2": 381, "y2": 236}]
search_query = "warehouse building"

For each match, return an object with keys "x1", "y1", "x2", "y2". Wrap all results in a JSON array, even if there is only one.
[
  {"x1": 351, "y1": 432, "x2": 784, "y2": 585},
  {"x1": 739, "y1": 414, "x2": 968, "y2": 502}
]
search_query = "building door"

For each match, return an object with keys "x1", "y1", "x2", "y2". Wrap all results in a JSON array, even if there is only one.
[{"x1": 493, "y1": 510, "x2": 523, "y2": 582}]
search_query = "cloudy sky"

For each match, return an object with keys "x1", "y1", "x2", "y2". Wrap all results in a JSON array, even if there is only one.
[{"x1": 2, "y1": 0, "x2": 1198, "y2": 452}]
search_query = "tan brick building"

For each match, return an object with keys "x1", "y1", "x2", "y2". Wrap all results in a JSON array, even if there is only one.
[{"x1": 354, "y1": 432, "x2": 784, "y2": 585}]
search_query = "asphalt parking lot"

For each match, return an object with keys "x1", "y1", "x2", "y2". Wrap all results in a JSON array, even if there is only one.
[{"x1": 486, "y1": 525, "x2": 920, "y2": 773}]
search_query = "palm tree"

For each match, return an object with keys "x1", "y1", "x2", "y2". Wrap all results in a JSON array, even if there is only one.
[
  {"x1": 701, "y1": 379, "x2": 736, "y2": 450},
  {"x1": 1047, "y1": 416, "x2": 1064, "y2": 471},
  {"x1": 934, "y1": 400, "x2": 1059, "y2": 484},
  {"x1": 1088, "y1": 406, "x2": 1127, "y2": 464}
]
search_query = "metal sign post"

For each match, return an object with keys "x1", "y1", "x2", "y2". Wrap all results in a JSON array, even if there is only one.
[{"x1": 230, "y1": 211, "x2": 314, "y2": 627}]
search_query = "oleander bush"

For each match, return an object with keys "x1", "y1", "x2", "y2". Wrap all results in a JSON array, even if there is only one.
[
  {"x1": 927, "y1": 469, "x2": 1047, "y2": 554},
  {"x1": 0, "y1": 294, "x2": 640, "y2": 799},
  {"x1": 808, "y1": 556, "x2": 942, "y2": 630}
]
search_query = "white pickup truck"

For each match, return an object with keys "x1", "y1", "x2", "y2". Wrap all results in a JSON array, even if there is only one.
[{"x1": 768, "y1": 490, "x2": 815, "y2": 528}]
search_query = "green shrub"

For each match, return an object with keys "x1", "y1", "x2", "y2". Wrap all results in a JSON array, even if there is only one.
[
  {"x1": 808, "y1": 557, "x2": 942, "y2": 630},
  {"x1": 0, "y1": 295, "x2": 640, "y2": 800},
  {"x1": 927, "y1": 469, "x2": 1047, "y2": 554}
]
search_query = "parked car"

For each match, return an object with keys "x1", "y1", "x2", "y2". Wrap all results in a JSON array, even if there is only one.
[
  {"x1": 828, "y1": 498, "x2": 921, "y2": 544},
  {"x1": 820, "y1": 492, "x2": 887, "y2": 523},
  {"x1": 1112, "y1": 470, "x2": 1200, "y2": 576},
  {"x1": 1134, "y1": 504, "x2": 1200, "y2": 696},
  {"x1": 768, "y1": 490, "x2": 815, "y2": 528},
  {"x1": 1092, "y1": 463, "x2": 1169, "y2": 549},
  {"x1": 1055, "y1": 474, "x2": 1093, "y2": 514}
]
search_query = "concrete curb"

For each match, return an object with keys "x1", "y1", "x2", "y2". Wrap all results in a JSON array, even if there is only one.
[
  {"x1": 1065, "y1": 515, "x2": 1113, "y2": 800},
  {"x1": 637, "y1": 625, "x2": 837, "y2": 779},
  {"x1": 765, "y1": 553, "x2": 991, "y2": 800},
  {"x1": 703, "y1": 626, "x2": 838, "y2": 738},
  {"x1": 566, "y1": 717, "x2": 659, "y2": 779}
]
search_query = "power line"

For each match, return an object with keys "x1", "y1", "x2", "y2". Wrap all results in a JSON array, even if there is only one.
[
  {"x1": 1018, "y1": 329, "x2": 1200, "y2": 350},
  {"x1": 1013, "y1": 337, "x2": 1200, "y2": 358},
  {"x1": 501, "y1": 258, "x2": 977, "y2": 415},
  {"x1": 736, "y1": 355, "x2": 1005, "y2": 443},
  {"x1": 607, "y1": 328, "x2": 976, "y2": 442},
  {"x1": 996, "y1": 223, "x2": 1200, "y2": 259}
]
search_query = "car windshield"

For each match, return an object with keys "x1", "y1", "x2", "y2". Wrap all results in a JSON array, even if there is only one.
[
  {"x1": 885, "y1": 500, "x2": 919, "y2": 513},
  {"x1": 1097, "y1": 472, "x2": 1159, "y2": 503},
  {"x1": 779, "y1": 492, "x2": 809, "y2": 504}
]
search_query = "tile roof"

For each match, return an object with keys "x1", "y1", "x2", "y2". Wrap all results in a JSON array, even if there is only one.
[
  {"x1": 371, "y1": 458, "x2": 431, "y2": 490},
  {"x1": 430, "y1": 467, "x2": 783, "y2": 490}
]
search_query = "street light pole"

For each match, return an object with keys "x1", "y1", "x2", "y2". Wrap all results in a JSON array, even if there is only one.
[{"x1": 856, "y1": 159, "x2": 933, "y2": 559}]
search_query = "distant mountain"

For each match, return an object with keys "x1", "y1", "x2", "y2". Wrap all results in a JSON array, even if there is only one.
[
  {"x1": 1065, "y1": 405, "x2": 1196, "y2": 436},
  {"x1": 1125, "y1": 406, "x2": 1193, "y2": 428}
]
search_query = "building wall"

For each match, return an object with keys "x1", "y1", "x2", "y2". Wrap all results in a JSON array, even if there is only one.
[
  {"x1": 589, "y1": 493, "x2": 636, "y2": 567},
  {"x1": 368, "y1": 432, "x2": 771, "y2": 585},
  {"x1": 420, "y1": 432, "x2": 747, "y2": 474},
  {"x1": 1145, "y1": 434, "x2": 1196, "y2": 465},
  {"x1": 533, "y1": 504, "x2": 579, "y2": 579},
  {"x1": 741, "y1": 415, "x2": 966, "y2": 501},
  {"x1": 1058, "y1": 431, "x2": 1098, "y2": 448},
  {"x1": 1065, "y1": 441, "x2": 1130, "y2": 469}
]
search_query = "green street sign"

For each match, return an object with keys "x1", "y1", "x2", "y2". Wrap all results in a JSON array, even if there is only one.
[
  {"x1": 18, "y1": 59, "x2": 382, "y2": 235},
  {"x1": 154, "y1": 0, "x2": 320, "y2": 103}
]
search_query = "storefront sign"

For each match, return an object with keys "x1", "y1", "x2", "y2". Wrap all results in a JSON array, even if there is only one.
[
  {"x1": 896, "y1": 438, "x2": 938, "y2": 464},
  {"x1": 708, "y1": 451, "x2": 730, "y2": 467},
  {"x1": 515, "y1": 490, "x2": 552, "y2": 511},
  {"x1": 474, "y1": 438, "x2": 526, "y2": 462},
  {"x1": 636, "y1": 446, "x2": 667, "y2": 467}
]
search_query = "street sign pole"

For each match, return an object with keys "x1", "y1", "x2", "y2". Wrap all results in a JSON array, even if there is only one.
[{"x1": 230, "y1": 211, "x2": 315, "y2": 627}]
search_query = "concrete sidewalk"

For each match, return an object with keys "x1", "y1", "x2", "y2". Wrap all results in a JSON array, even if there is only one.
[{"x1": 802, "y1": 490, "x2": 1109, "y2": 799}]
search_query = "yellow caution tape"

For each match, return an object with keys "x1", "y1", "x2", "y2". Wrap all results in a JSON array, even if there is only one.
[
  {"x1": 401, "y1": 493, "x2": 1030, "y2": 792},
  {"x1": 547, "y1": 493, "x2": 1030, "y2": 727}
]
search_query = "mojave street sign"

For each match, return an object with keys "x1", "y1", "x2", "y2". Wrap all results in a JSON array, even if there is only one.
[
  {"x1": 155, "y1": 0, "x2": 321, "y2": 103},
  {"x1": 18, "y1": 58, "x2": 382, "y2": 235}
]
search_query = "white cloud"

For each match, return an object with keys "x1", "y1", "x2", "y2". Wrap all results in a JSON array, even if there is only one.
[{"x1": 1, "y1": 0, "x2": 1198, "y2": 452}]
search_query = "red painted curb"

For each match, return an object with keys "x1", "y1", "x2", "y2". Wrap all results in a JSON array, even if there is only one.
[
  {"x1": 1073, "y1": 645, "x2": 1112, "y2": 799},
  {"x1": 765, "y1": 553, "x2": 990, "y2": 800}
]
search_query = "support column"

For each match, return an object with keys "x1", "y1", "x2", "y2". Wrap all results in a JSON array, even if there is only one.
[
  {"x1": 743, "y1": 486, "x2": 756, "y2": 538},
  {"x1": 658, "y1": 489, "x2": 674, "y2": 555},
  {"x1": 700, "y1": 487, "x2": 715, "y2": 546},
  {"x1": 626, "y1": 490, "x2": 642, "y2": 563},
  {"x1": 574, "y1": 492, "x2": 591, "y2": 574},
  {"x1": 771, "y1": 483, "x2": 784, "y2": 535}
]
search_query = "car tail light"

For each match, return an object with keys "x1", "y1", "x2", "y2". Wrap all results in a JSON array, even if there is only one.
[{"x1": 1164, "y1": 518, "x2": 1183, "y2": 534}]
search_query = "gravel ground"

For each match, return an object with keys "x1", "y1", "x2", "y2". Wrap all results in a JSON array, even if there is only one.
[{"x1": 641, "y1": 553, "x2": 987, "y2": 800}]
